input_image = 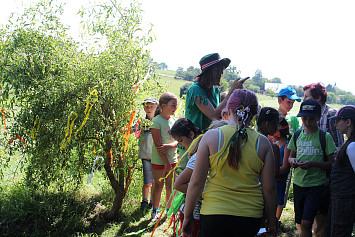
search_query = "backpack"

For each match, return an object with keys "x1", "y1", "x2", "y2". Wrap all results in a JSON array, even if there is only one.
[{"x1": 293, "y1": 128, "x2": 327, "y2": 161}]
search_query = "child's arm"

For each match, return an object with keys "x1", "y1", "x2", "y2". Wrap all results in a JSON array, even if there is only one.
[
  {"x1": 259, "y1": 136, "x2": 278, "y2": 237},
  {"x1": 174, "y1": 168, "x2": 193, "y2": 193},
  {"x1": 280, "y1": 147, "x2": 291, "y2": 174},
  {"x1": 156, "y1": 141, "x2": 178, "y2": 154},
  {"x1": 150, "y1": 128, "x2": 172, "y2": 171},
  {"x1": 298, "y1": 153, "x2": 335, "y2": 170},
  {"x1": 272, "y1": 143, "x2": 280, "y2": 177}
]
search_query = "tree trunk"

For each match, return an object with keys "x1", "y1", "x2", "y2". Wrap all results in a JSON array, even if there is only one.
[{"x1": 103, "y1": 140, "x2": 126, "y2": 221}]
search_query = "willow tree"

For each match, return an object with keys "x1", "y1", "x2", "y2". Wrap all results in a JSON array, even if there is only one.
[{"x1": 0, "y1": 0, "x2": 162, "y2": 220}]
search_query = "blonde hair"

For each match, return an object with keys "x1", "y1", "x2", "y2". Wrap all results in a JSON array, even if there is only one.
[{"x1": 154, "y1": 92, "x2": 177, "y2": 116}]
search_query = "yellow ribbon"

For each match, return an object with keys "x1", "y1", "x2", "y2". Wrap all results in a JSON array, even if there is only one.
[
  {"x1": 74, "y1": 90, "x2": 98, "y2": 137},
  {"x1": 31, "y1": 117, "x2": 41, "y2": 140},
  {"x1": 158, "y1": 134, "x2": 203, "y2": 182},
  {"x1": 122, "y1": 110, "x2": 136, "y2": 158},
  {"x1": 175, "y1": 100, "x2": 185, "y2": 115},
  {"x1": 60, "y1": 111, "x2": 78, "y2": 150},
  {"x1": 1, "y1": 109, "x2": 6, "y2": 134}
]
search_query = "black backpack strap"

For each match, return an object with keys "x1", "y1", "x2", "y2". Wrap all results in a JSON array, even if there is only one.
[
  {"x1": 319, "y1": 129, "x2": 327, "y2": 161},
  {"x1": 293, "y1": 129, "x2": 302, "y2": 148}
]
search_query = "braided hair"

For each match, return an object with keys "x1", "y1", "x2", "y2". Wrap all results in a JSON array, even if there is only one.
[{"x1": 225, "y1": 89, "x2": 259, "y2": 170}]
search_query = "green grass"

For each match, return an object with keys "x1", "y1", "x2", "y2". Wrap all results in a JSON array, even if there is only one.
[
  {"x1": 157, "y1": 73, "x2": 191, "y2": 99},
  {"x1": 156, "y1": 69, "x2": 176, "y2": 77}
]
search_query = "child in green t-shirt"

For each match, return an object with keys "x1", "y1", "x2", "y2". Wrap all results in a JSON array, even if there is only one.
[
  {"x1": 288, "y1": 99, "x2": 337, "y2": 237},
  {"x1": 138, "y1": 97, "x2": 158, "y2": 209},
  {"x1": 277, "y1": 86, "x2": 301, "y2": 134}
]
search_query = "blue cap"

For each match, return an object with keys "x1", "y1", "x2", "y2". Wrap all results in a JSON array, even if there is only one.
[{"x1": 277, "y1": 87, "x2": 301, "y2": 102}]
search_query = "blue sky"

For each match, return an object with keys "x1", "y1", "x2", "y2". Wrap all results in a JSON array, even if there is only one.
[{"x1": 2, "y1": 0, "x2": 355, "y2": 94}]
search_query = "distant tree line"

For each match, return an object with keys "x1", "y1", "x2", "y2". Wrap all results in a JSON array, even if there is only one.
[{"x1": 156, "y1": 62, "x2": 355, "y2": 105}]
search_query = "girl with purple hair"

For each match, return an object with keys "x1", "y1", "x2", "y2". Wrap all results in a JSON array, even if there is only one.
[{"x1": 183, "y1": 89, "x2": 277, "y2": 237}]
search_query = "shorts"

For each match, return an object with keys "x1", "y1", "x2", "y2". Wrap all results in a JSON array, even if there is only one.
[
  {"x1": 276, "y1": 180, "x2": 287, "y2": 206},
  {"x1": 142, "y1": 159, "x2": 154, "y2": 185},
  {"x1": 293, "y1": 184, "x2": 324, "y2": 224},
  {"x1": 151, "y1": 163, "x2": 177, "y2": 170},
  {"x1": 199, "y1": 214, "x2": 261, "y2": 237},
  {"x1": 324, "y1": 195, "x2": 355, "y2": 237}
]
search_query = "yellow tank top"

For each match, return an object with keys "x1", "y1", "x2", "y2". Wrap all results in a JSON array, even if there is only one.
[{"x1": 200, "y1": 125, "x2": 264, "y2": 218}]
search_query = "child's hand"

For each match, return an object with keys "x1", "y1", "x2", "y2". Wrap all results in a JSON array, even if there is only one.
[
  {"x1": 289, "y1": 158, "x2": 299, "y2": 168},
  {"x1": 298, "y1": 160, "x2": 313, "y2": 170},
  {"x1": 156, "y1": 144, "x2": 170, "y2": 154},
  {"x1": 182, "y1": 214, "x2": 195, "y2": 237}
]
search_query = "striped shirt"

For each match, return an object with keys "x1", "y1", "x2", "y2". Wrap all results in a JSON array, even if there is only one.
[{"x1": 317, "y1": 104, "x2": 344, "y2": 148}]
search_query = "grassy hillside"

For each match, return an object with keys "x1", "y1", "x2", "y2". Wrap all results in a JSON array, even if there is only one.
[
  {"x1": 156, "y1": 72, "x2": 191, "y2": 98},
  {"x1": 158, "y1": 70, "x2": 344, "y2": 113}
]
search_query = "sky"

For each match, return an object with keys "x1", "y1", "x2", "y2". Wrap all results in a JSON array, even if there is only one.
[{"x1": 1, "y1": 0, "x2": 355, "y2": 94}]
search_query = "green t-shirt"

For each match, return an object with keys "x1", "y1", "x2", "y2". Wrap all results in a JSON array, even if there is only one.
[
  {"x1": 150, "y1": 115, "x2": 178, "y2": 165},
  {"x1": 288, "y1": 128, "x2": 337, "y2": 187},
  {"x1": 286, "y1": 114, "x2": 300, "y2": 135},
  {"x1": 185, "y1": 82, "x2": 220, "y2": 133},
  {"x1": 177, "y1": 146, "x2": 189, "y2": 168}
]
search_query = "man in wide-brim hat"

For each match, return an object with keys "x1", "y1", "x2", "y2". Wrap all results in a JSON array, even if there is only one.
[{"x1": 184, "y1": 53, "x2": 248, "y2": 133}]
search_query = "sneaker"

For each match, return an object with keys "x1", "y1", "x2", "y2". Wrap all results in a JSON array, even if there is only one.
[
  {"x1": 150, "y1": 210, "x2": 159, "y2": 222},
  {"x1": 140, "y1": 201, "x2": 148, "y2": 210},
  {"x1": 148, "y1": 202, "x2": 153, "y2": 209}
]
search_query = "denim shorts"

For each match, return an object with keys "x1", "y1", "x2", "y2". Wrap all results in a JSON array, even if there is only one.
[
  {"x1": 142, "y1": 159, "x2": 154, "y2": 185},
  {"x1": 293, "y1": 184, "x2": 324, "y2": 224}
]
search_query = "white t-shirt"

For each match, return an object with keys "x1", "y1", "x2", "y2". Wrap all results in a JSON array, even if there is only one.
[
  {"x1": 346, "y1": 142, "x2": 355, "y2": 172},
  {"x1": 186, "y1": 153, "x2": 196, "y2": 170}
]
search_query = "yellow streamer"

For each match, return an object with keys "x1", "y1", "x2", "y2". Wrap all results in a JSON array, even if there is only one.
[
  {"x1": 159, "y1": 134, "x2": 204, "y2": 182},
  {"x1": 122, "y1": 110, "x2": 136, "y2": 158},
  {"x1": 175, "y1": 100, "x2": 185, "y2": 115},
  {"x1": 74, "y1": 90, "x2": 98, "y2": 137},
  {"x1": 60, "y1": 111, "x2": 78, "y2": 150},
  {"x1": 31, "y1": 118, "x2": 41, "y2": 140}
]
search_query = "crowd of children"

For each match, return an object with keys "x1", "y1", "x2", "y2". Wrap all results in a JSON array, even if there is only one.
[{"x1": 132, "y1": 53, "x2": 354, "y2": 237}]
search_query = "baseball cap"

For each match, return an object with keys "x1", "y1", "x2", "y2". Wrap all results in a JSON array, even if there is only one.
[
  {"x1": 329, "y1": 105, "x2": 355, "y2": 120},
  {"x1": 278, "y1": 87, "x2": 301, "y2": 102},
  {"x1": 143, "y1": 97, "x2": 158, "y2": 105},
  {"x1": 297, "y1": 99, "x2": 321, "y2": 117}
]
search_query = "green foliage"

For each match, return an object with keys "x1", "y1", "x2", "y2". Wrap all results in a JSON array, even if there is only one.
[
  {"x1": 288, "y1": 85, "x2": 304, "y2": 98},
  {"x1": 267, "y1": 77, "x2": 282, "y2": 83},
  {"x1": 180, "y1": 82, "x2": 193, "y2": 98},
  {"x1": 223, "y1": 65, "x2": 240, "y2": 81},
  {"x1": 248, "y1": 84, "x2": 261, "y2": 93},
  {"x1": 340, "y1": 94, "x2": 355, "y2": 105},
  {"x1": 0, "y1": 0, "x2": 162, "y2": 207},
  {"x1": 0, "y1": 183, "x2": 92, "y2": 236},
  {"x1": 156, "y1": 62, "x2": 168, "y2": 70},
  {"x1": 266, "y1": 88, "x2": 277, "y2": 98},
  {"x1": 251, "y1": 69, "x2": 265, "y2": 90},
  {"x1": 175, "y1": 66, "x2": 199, "y2": 81},
  {"x1": 327, "y1": 92, "x2": 337, "y2": 104}
]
